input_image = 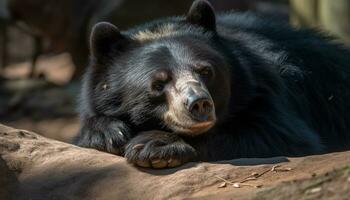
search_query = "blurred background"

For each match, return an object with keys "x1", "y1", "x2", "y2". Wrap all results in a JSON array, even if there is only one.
[{"x1": 0, "y1": 0, "x2": 349, "y2": 143}]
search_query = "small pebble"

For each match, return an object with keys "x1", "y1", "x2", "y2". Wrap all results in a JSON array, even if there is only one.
[
  {"x1": 308, "y1": 187, "x2": 322, "y2": 194},
  {"x1": 218, "y1": 182, "x2": 227, "y2": 188},
  {"x1": 233, "y1": 183, "x2": 240, "y2": 188}
]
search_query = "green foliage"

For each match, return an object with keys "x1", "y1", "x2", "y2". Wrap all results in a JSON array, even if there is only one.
[{"x1": 344, "y1": 165, "x2": 350, "y2": 173}]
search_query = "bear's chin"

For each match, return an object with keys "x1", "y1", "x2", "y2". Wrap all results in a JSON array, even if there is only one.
[{"x1": 171, "y1": 120, "x2": 216, "y2": 136}]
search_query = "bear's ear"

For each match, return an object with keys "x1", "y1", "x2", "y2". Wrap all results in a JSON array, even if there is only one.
[
  {"x1": 90, "y1": 22, "x2": 130, "y2": 62},
  {"x1": 186, "y1": 0, "x2": 216, "y2": 31}
]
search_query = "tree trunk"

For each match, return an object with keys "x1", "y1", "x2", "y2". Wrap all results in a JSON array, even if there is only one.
[
  {"x1": 319, "y1": 0, "x2": 350, "y2": 44},
  {"x1": 290, "y1": 0, "x2": 319, "y2": 28},
  {"x1": 0, "y1": 23, "x2": 8, "y2": 71},
  {"x1": 1, "y1": 123, "x2": 350, "y2": 200}
]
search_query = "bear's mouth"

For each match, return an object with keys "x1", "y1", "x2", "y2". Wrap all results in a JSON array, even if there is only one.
[
  {"x1": 189, "y1": 121, "x2": 215, "y2": 130},
  {"x1": 165, "y1": 115, "x2": 216, "y2": 136},
  {"x1": 177, "y1": 120, "x2": 215, "y2": 136}
]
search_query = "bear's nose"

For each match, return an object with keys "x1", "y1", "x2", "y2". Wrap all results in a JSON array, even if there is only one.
[
  {"x1": 184, "y1": 87, "x2": 214, "y2": 121},
  {"x1": 188, "y1": 98, "x2": 214, "y2": 121}
]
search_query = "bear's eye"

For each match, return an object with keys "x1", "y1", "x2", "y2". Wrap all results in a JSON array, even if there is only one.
[
  {"x1": 151, "y1": 71, "x2": 171, "y2": 94},
  {"x1": 199, "y1": 68, "x2": 210, "y2": 76},
  {"x1": 196, "y1": 66, "x2": 213, "y2": 80},
  {"x1": 151, "y1": 80, "x2": 167, "y2": 92}
]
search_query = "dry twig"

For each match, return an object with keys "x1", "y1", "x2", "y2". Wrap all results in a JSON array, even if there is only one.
[{"x1": 215, "y1": 165, "x2": 292, "y2": 189}]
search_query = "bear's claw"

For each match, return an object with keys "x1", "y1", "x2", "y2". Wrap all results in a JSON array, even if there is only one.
[
  {"x1": 124, "y1": 131, "x2": 197, "y2": 169},
  {"x1": 74, "y1": 118, "x2": 131, "y2": 156}
]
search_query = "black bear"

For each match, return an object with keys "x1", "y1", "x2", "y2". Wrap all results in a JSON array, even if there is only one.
[{"x1": 74, "y1": 0, "x2": 350, "y2": 168}]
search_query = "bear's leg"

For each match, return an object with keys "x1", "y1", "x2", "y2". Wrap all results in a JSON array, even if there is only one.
[
  {"x1": 73, "y1": 116, "x2": 131, "y2": 155},
  {"x1": 124, "y1": 131, "x2": 197, "y2": 168}
]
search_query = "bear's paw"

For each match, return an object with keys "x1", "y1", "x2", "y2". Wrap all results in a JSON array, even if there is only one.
[{"x1": 124, "y1": 131, "x2": 197, "y2": 168}]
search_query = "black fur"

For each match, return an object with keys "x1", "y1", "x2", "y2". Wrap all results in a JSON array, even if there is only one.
[{"x1": 74, "y1": 0, "x2": 350, "y2": 166}]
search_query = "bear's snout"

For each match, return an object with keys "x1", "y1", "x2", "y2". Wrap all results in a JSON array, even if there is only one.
[{"x1": 182, "y1": 82, "x2": 215, "y2": 123}]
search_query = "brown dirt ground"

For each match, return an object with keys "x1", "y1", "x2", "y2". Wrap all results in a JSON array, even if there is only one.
[{"x1": 1, "y1": 54, "x2": 79, "y2": 143}]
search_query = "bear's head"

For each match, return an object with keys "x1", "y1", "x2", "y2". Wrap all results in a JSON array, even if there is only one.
[{"x1": 87, "y1": 0, "x2": 231, "y2": 136}]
